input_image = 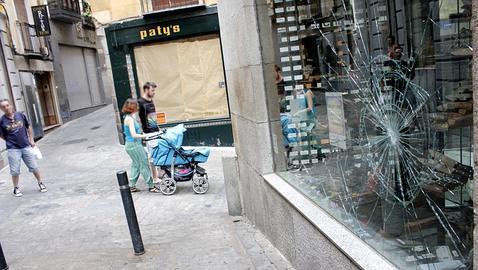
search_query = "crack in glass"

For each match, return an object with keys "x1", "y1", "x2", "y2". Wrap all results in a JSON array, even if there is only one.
[{"x1": 273, "y1": 0, "x2": 474, "y2": 268}]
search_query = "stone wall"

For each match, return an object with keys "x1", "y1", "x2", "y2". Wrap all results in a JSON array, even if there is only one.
[
  {"x1": 218, "y1": 0, "x2": 285, "y2": 178},
  {"x1": 218, "y1": 1, "x2": 360, "y2": 269}
]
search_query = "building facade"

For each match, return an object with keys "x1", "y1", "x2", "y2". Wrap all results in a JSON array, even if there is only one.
[
  {"x1": 220, "y1": 0, "x2": 477, "y2": 269},
  {"x1": 91, "y1": 0, "x2": 233, "y2": 146},
  {"x1": 46, "y1": 0, "x2": 110, "y2": 121},
  {"x1": 0, "y1": 0, "x2": 54, "y2": 139},
  {"x1": 0, "y1": 0, "x2": 110, "y2": 169},
  {"x1": 0, "y1": 0, "x2": 57, "y2": 172}
]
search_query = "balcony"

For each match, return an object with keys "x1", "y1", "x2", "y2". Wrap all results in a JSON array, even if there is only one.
[
  {"x1": 81, "y1": 1, "x2": 95, "y2": 29},
  {"x1": 82, "y1": 15, "x2": 95, "y2": 29},
  {"x1": 18, "y1": 22, "x2": 51, "y2": 59},
  {"x1": 141, "y1": 0, "x2": 206, "y2": 15},
  {"x1": 47, "y1": 0, "x2": 82, "y2": 23}
]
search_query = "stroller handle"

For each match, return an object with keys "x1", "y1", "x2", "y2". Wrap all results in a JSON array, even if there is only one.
[
  {"x1": 144, "y1": 134, "x2": 160, "y2": 141},
  {"x1": 143, "y1": 129, "x2": 166, "y2": 141}
]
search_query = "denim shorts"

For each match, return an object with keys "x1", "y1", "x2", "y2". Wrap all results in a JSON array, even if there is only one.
[{"x1": 8, "y1": 147, "x2": 39, "y2": 176}]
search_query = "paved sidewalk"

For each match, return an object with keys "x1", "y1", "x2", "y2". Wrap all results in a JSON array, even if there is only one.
[{"x1": 0, "y1": 105, "x2": 293, "y2": 270}]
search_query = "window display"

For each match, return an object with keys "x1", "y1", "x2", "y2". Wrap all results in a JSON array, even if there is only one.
[{"x1": 270, "y1": 0, "x2": 473, "y2": 268}]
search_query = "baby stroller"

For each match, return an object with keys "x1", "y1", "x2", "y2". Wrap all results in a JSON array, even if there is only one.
[{"x1": 146, "y1": 124, "x2": 210, "y2": 195}]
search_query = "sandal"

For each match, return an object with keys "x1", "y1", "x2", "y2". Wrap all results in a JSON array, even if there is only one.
[
  {"x1": 130, "y1": 187, "x2": 140, "y2": 193},
  {"x1": 149, "y1": 187, "x2": 161, "y2": 193}
]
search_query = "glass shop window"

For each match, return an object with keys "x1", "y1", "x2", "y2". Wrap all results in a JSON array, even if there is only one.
[{"x1": 269, "y1": 0, "x2": 473, "y2": 268}]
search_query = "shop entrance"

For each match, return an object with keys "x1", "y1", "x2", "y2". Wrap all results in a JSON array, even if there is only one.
[
  {"x1": 134, "y1": 35, "x2": 229, "y2": 125},
  {"x1": 35, "y1": 73, "x2": 59, "y2": 128},
  {"x1": 59, "y1": 45, "x2": 104, "y2": 111}
]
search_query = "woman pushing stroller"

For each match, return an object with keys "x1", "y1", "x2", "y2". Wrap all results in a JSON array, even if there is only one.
[{"x1": 122, "y1": 98, "x2": 161, "y2": 193}]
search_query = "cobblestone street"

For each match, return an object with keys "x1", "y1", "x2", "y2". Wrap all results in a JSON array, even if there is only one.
[{"x1": 0, "y1": 106, "x2": 292, "y2": 270}]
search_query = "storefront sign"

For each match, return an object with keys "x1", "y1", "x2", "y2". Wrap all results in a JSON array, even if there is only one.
[
  {"x1": 31, "y1": 5, "x2": 51, "y2": 36},
  {"x1": 140, "y1": 25, "x2": 181, "y2": 40},
  {"x1": 106, "y1": 13, "x2": 219, "y2": 46}
]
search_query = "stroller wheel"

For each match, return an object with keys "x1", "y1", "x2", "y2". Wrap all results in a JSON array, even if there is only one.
[
  {"x1": 192, "y1": 175, "x2": 209, "y2": 194},
  {"x1": 159, "y1": 178, "x2": 177, "y2": 195}
]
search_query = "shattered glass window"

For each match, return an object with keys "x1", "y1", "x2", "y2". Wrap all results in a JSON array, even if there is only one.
[{"x1": 270, "y1": 0, "x2": 473, "y2": 268}]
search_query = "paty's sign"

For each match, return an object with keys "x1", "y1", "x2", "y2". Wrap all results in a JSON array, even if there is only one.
[{"x1": 140, "y1": 24, "x2": 181, "y2": 40}]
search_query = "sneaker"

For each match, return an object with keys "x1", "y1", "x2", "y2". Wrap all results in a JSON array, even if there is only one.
[
  {"x1": 13, "y1": 187, "x2": 23, "y2": 197},
  {"x1": 38, "y1": 182, "x2": 47, "y2": 193}
]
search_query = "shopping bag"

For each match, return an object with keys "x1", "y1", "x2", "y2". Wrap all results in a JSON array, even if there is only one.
[{"x1": 32, "y1": 146, "x2": 43, "y2": 159}]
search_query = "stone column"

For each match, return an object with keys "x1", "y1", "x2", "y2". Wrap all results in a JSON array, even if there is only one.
[
  {"x1": 218, "y1": 0, "x2": 286, "y2": 229},
  {"x1": 218, "y1": 0, "x2": 285, "y2": 175}
]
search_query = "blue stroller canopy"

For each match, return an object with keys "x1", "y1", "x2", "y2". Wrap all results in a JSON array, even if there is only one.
[
  {"x1": 151, "y1": 124, "x2": 210, "y2": 166},
  {"x1": 161, "y1": 124, "x2": 186, "y2": 149}
]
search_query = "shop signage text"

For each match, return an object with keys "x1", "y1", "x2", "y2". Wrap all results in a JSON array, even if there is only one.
[
  {"x1": 31, "y1": 5, "x2": 51, "y2": 36},
  {"x1": 140, "y1": 25, "x2": 181, "y2": 40}
]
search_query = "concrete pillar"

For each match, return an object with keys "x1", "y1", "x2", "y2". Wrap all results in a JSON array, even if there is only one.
[
  {"x1": 218, "y1": 0, "x2": 287, "y2": 237},
  {"x1": 218, "y1": 0, "x2": 285, "y2": 176}
]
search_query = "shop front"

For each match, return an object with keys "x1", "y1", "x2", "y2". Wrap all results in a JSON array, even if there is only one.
[
  {"x1": 105, "y1": 6, "x2": 232, "y2": 146},
  {"x1": 219, "y1": 0, "x2": 475, "y2": 269}
]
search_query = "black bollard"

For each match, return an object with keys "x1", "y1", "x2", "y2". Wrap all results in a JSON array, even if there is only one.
[
  {"x1": 117, "y1": 171, "x2": 145, "y2": 256},
  {"x1": 0, "y1": 242, "x2": 8, "y2": 270}
]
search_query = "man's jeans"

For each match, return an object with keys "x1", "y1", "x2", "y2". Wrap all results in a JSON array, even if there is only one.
[{"x1": 8, "y1": 146, "x2": 39, "y2": 176}]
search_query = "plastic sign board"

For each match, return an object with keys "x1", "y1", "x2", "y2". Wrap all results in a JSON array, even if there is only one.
[
  {"x1": 31, "y1": 5, "x2": 51, "y2": 36},
  {"x1": 156, "y1": 112, "x2": 167, "y2": 125}
]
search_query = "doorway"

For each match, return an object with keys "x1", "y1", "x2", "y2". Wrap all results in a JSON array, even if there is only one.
[
  {"x1": 35, "y1": 73, "x2": 59, "y2": 128},
  {"x1": 59, "y1": 45, "x2": 104, "y2": 111}
]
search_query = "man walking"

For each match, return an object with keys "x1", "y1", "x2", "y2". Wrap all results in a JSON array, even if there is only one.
[
  {"x1": 0, "y1": 99, "x2": 46, "y2": 197},
  {"x1": 138, "y1": 82, "x2": 160, "y2": 182}
]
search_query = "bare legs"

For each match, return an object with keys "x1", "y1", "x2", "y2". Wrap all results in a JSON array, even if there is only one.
[
  {"x1": 33, "y1": 170, "x2": 43, "y2": 183},
  {"x1": 12, "y1": 175, "x2": 19, "y2": 187},
  {"x1": 150, "y1": 163, "x2": 158, "y2": 180},
  {"x1": 12, "y1": 170, "x2": 43, "y2": 187}
]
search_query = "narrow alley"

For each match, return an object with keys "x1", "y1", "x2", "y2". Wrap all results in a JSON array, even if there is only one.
[{"x1": 0, "y1": 105, "x2": 292, "y2": 270}]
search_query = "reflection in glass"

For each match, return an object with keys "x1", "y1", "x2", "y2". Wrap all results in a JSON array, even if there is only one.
[{"x1": 271, "y1": 0, "x2": 473, "y2": 268}]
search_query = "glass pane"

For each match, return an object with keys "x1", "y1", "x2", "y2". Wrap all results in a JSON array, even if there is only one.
[{"x1": 270, "y1": 0, "x2": 473, "y2": 268}]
